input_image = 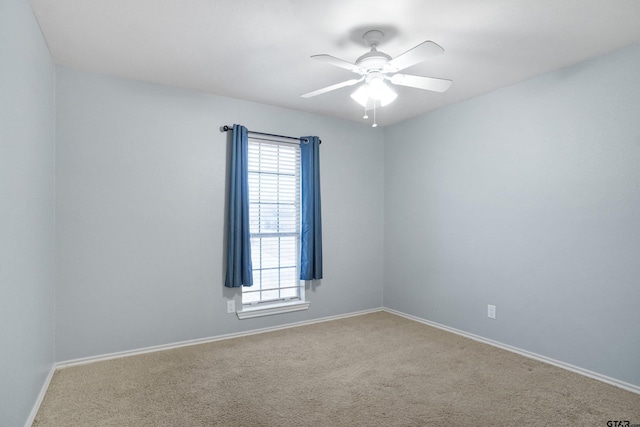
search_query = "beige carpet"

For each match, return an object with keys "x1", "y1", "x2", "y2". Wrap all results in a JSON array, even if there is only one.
[{"x1": 34, "y1": 312, "x2": 640, "y2": 426}]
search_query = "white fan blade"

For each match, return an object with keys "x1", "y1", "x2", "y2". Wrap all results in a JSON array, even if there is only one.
[
  {"x1": 301, "y1": 78, "x2": 364, "y2": 98},
  {"x1": 311, "y1": 54, "x2": 365, "y2": 74},
  {"x1": 384, "y1": 41, "x2": 444, "y2": 73},
  {"x1": 389, "y1": 74, "x2": 452, "y2": 93}
]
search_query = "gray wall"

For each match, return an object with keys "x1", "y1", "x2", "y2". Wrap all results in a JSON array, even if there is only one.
[
  {"x1": 0, "y1": 0, "x2": 56, "y2": 425},
  {"x1": 384, "y1": 44, "x2": 640, "y2": 386},
  {"x1": 55, "y1": 67, "x2": 384, "y2": 361}
]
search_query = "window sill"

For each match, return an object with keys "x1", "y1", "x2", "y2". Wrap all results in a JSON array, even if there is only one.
[{"x1": 236, "y1": 300, "x2": 310, "y2": 320}]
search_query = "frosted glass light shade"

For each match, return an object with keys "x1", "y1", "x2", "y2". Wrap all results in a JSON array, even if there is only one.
[
  {"x1": 374, "y1": 82, "x2": 397, "y2": 106},
  {"x1": 350, "y1": 85, "x2": 370, "y2": 107},
  {"x1": 350, "y1": 82, "x2": 397, "y2": 108}
]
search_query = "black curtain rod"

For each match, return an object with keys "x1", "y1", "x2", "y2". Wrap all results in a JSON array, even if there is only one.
[{"x1": 220, "y1": 125, "x2": 321, "y2": 144}]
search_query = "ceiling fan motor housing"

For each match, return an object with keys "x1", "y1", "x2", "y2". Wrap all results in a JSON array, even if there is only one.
[{"x1": 356, "y1": 49, "x2": 392, "y2": 71}]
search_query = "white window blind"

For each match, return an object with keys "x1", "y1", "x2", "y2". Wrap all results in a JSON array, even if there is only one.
[{"x1": 243, "y1": 137, "x2": 302, "y2": 305}]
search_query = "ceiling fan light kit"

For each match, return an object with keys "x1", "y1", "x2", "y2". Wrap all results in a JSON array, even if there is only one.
[
  {"x1": 301, "y1": 30, "x2": 452, "y2": 127},
  {"x1": 350, "y1": 73, "x2": 398, "y2": 107}
]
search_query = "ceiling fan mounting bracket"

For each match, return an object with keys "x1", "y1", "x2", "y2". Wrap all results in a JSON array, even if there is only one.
[{"x1": 362, "y1": 30, "x2": 385, "y2": 48}]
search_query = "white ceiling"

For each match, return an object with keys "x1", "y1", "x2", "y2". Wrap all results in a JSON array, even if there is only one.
[{"x1": 31, "y1": 0, "x2": 640, "y2": 127}]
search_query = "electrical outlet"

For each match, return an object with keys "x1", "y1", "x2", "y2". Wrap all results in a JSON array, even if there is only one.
[
  {"x1": 227, "y1": 300, "x2": 235, "y2": 314},
  {"x1": 487, "y1": 304, "x2": 496, "y2": 319}
]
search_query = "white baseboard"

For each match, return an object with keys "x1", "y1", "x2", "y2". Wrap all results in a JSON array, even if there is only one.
[
  {"x1": 383, "y1": 307, "x2": 640, "y2": 395},
  {"x1": 24, "y1": 364, "x2": 56, "y2": 427},
  {"x1": 56, "y1": 307, "x2": 384, "y2": 369}
]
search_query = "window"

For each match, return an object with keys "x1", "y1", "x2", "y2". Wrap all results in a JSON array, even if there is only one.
[{"x1": 239, "y1": 136, "x2": 308, "y2": 316}]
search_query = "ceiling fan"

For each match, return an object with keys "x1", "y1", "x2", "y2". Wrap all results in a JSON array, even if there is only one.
[{"x1": 301, "y1": 30, "x2": 452, "y2": 126}]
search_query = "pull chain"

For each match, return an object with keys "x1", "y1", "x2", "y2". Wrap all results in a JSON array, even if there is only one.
[{"x1": 372, "y1": 101, "x2": 378, "y2": 127}]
